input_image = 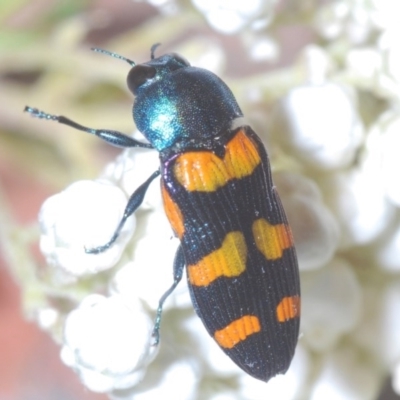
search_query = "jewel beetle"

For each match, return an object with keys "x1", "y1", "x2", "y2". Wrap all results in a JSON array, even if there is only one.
[{"x1": 25, "y1": 45, "x2": 300, "y2": 382}]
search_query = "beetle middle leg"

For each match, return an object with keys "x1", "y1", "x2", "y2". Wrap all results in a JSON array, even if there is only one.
[
  {"x1": 85, "y1": 170, "x2": 161, "y2": 254},
  {"x1": 152, "y1": 244, "x2": 185, "y2": 345}
]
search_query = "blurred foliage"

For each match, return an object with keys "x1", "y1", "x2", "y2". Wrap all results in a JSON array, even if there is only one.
[{"x1": 0, "y1": 1, "x2": 163, "y2": 320}]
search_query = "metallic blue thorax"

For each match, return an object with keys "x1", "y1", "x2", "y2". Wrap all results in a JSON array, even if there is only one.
[{"x1": 131, "y1": 54, "x2": 243, "y2": 151}]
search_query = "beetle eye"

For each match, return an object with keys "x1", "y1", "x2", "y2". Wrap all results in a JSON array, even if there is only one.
[{"x1": 127, "y1": 65, "x2": 156, "y2": 94}]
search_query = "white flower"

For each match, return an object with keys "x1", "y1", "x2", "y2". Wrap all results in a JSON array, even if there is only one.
[
  {"x1": 62, "y1": 294, "x2": 156, "y2": 392},
  {"x1": 270, "y1": 82, "x2": 364, "y2": 170},
  {"x1": 39, "y1": 179, "x2": 135, "y2": 278},
  {"x1": 318, "y1": 163, "x2": 394, "y2": 248}
]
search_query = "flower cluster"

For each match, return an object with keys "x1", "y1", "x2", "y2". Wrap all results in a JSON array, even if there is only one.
[{"x1": 29, "y1": 1, "x2": 400, "y2": 399}]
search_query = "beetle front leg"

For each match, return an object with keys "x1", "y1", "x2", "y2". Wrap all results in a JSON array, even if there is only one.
[{"x1": 24, "y1": 106, "x2": 153, "y2": 149}]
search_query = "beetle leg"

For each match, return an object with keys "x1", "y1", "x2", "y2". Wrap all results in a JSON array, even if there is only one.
[
  {"x1": 24, "y1": 106, "x2": 153, "y2": 149},
  {"x1": 86, "y1": 169, "x2": 161, "y2": 254},
  {"x1": 152, "y1": 244, "x2": 185, "y2": 345}
]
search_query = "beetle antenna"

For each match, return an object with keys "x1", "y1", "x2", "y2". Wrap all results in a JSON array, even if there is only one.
[
  {"x1": 150, "y1": 43, "x2": 161, "y2": 59},
  {"x1": 91, "y1": 48, "x2": 136, "y2": 67}
]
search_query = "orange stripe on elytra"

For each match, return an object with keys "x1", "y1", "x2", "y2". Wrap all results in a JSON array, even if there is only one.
[
  {"x1": 214, "y1": 315, "x2": 261, "y2": 349},
  {"x1": 252, "y1": 218, "x2": 294, "y2": 260},
  {"x1": 173, "y1": 129, "x2": 261, "y2": 192},
  {"x1": 161, "y1": 184, "x2": 185, "y2": 239},
  {"x1": 188, "y1": 231, "x2": 247, "y2": 286},
  {"x1": 276, "y1": 295, "x2": 301, "y2": 322}
]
